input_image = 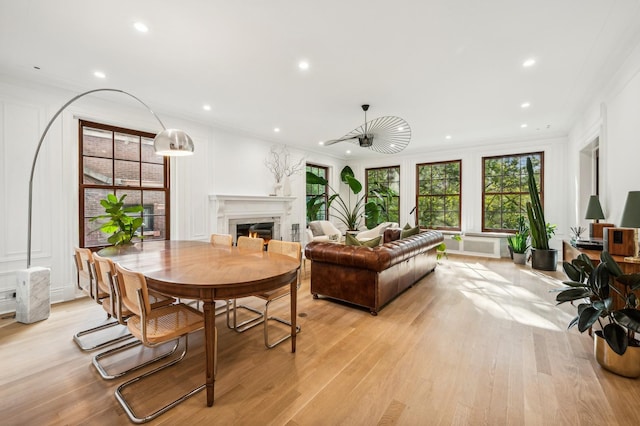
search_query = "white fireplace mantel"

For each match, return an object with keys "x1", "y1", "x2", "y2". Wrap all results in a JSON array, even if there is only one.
[{"x1": 208, "y1": 194, "x2": 296, "y2": 241}]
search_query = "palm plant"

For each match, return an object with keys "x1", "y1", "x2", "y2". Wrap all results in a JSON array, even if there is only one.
[{"x1": 306, "y1": 166, "x2": 380, "y2": 230}]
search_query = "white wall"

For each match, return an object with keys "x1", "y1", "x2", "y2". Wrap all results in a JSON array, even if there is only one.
[
  {"x1": 0, "y1": 78, "x2": 343, "y2": 314},
  {"x1": 569, "y1": 37, "x2": 640, "y2": 230}
]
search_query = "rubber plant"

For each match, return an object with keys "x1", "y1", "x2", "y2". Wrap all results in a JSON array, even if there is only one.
[
  {"x1": 90, "y1": 193, "x2": 144, "y2": 245},
  {"x1": 306, "y1": 166, "x2": 380, "y2": 230},
  {"x1": 556, "y1": 250, "x2": 640, "y2": 355}
]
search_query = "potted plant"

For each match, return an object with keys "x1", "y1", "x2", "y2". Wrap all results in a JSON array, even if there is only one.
[
  {"x1": 525, "y1": 157, "x2": 557, "y2": 270},
  {"x1": 556, "y1": 251, "x2": 640, "y2": 377},
  {"x1": 90, "y1": 193, "x2": 144, "y2": 246},
  {"x1": 507, "y1": 216, "x2": 529, "y2": 264},
  {"x1": 306, "y1": 166, "x2": 381, "y2": 231}
]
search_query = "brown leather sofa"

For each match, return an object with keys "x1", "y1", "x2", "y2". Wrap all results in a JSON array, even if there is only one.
[{"x1": 304, "y1": 230, "x2": 444, "y2": 315}]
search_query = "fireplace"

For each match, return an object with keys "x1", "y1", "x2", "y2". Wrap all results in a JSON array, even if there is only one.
[
  {"x1": 209, "y1": 195, "x2": 295, "y2": 245},
  {"x1": 236, "y1": 222, "x2": 274, "y2": 243}
]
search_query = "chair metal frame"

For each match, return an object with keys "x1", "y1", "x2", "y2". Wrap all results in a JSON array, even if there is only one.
[
  {"x1": 114, "y1": 265, "x2": 207, "y2": 423},
  {"x1": 227, "y1": 240, "x2": 302, "y2": 348},
  {"x1": 73, "y1": 248, "x2": 131, "y2": 351},
  {"x1": 90, "y1": 256, "x2": 177, "y2": 380}
]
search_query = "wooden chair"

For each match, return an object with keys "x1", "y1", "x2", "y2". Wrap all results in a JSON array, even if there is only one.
[
  {"x1": 114, "y1": 264, "x2": 206, "y2": 423},
  {"x1": 72, "y1": 248, "x2": 122, "y2": 351},
  {"x1": 91, "y1": 253, "x2": 176, "y2": 380},
  {"x1": 229, "y1": 240, "x2": 302, "y2": 348},
  {"x1": 210, "y1": 233, "x2": 233, "y2": 247},
  {"x1": 227, "y1": 236, "x2": 265, "y2": 330}
]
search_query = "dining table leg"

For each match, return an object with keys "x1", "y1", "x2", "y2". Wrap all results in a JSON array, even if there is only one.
[
  {"x1": 290, "y1": 278, "x2": 297, "y2": 353},
  {"x1": 202, "y1": 300, "x2": 217, "y2": 406}
]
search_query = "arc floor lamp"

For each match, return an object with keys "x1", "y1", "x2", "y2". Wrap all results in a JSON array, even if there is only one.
[{"x1": 18, "y1": 88, "x2": 194, "y2": 323}]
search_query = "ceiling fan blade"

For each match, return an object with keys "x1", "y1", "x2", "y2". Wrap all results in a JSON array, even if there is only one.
[{"x1": 322, "y1": 135, "x2": 358, "y2": 146}]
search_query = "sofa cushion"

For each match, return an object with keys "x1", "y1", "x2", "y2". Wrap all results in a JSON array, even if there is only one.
[
  {"x1": 401, "y1": 226, "x2": 420, "y2": 238},
  {"x1": 309, "y1": 222, "x2": 324, "y2": 236},
  {"x1": 346, "y1": 233, "x2": 381, "y2": 247}
]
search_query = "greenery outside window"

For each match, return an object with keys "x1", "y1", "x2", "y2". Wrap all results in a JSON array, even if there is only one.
[
  {"x1": 79, "y1": 120, "x2": 170, "y2": 247},
  {"x1": 416, "y1": 160, "x2": 461, "y2": 230},
  {"x1": 306, "y1": 163, "x2": 328, "y2": 222},
  {"x1": 366, "y1": 166, "x2": 400, "y2": 224},
  {"x1": 482, "y1": 152, "x2": 543, "y2": 232}
]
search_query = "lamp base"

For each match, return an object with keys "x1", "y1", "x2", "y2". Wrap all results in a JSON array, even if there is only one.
[
  {"x1": 624, "y1": 256, "x2": 640, "y2": 263},
  {"x1": 16, "y1": 267, "x2": 50, "y2": 323}
]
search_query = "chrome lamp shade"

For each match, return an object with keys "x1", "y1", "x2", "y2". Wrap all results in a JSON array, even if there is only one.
[{"x1": 153, "y1": 129, "x2": 195, "y2": 156}]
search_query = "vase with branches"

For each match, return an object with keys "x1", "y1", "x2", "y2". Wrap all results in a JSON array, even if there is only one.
[{"x1": 264, "y1": 145, "x2": 304, "y2": 195}]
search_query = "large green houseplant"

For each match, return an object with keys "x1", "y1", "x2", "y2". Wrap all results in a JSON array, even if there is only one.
[
  {"x1": 306, "y1": 166, "x2": 380, "y2": 230},
  {"x1": 525, "y1": 157, "x2": 557, "y2": 270},
  {"x1": 556, "y1": 251, "x2": 640, "y2": 376},
  {"x1": 90, "y1": 193, "x2": 144, "y2": 245}
]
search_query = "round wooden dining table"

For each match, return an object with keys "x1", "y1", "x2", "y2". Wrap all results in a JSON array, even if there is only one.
[{"x1": 98, "y1": 240, "x2": 300, "y2": 407}]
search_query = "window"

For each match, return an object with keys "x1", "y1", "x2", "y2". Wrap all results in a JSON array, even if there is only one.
[
  {"x1": 306, "y1": 164, "x2": 328, "y2": 222},
  {"x1": 482, "y1": 152, "x2": 543, "y2": 232},
  {"x1": 416, "y1": 160, "x2": 461, "y2": 230},
  {"x1": 366, "y1": 166, "x2": 400, "y2": 224},
  {"x1": 79, "y1": 120, "x2": 170, "y2": 247}
]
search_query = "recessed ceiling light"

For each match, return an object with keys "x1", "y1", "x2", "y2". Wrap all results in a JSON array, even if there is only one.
[
  {"x1": 346, "y1": 150, "x2": 351, "y2": 154},
  {"x1": 274, "y1": 128, "x2": 280, "y2": 132},
  {"x1": 134, "y1": 22, "x2": 149, "y2": 33},
  {"x1": 94, "y1": 71, "x2": 106, "y2": 79},
  {"x1": 203, "y1": 104, "x2": 211, "y2": 111},
  {"x1": 318, "y1": 141, "x2": 324, "y2": 145},
  {"x1": 445, "y1": 135, "x2": 452, "y2": 140},
  {"x1": 398, "y1": 127, "x2": 404, "y2": 131},
  {"x1": 298, "y1": 61, "x2": 309, "y2": 70},
  {"x1": 521, "y1": 123, "x2": 528, "y2": 128},
  {"x1": 522, "y1": 58, "x2": 536, "y2": 67},
  {"x1": 521, "y1": 102, "x2": 531, "y2": 108}
]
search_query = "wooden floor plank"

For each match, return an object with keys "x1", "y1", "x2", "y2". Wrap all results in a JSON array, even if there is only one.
[{"x1": 2, "y1": 255, "x2": 640, "y2": 425}]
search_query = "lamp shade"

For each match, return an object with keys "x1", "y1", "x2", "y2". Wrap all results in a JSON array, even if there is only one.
[
  {"x1": 620, "y1": 191, "x2": 640, "y2": 228},
  {"x1": 585, "y1": 195, "x2": 605, "y2": 220},
  {"x1": 153, "y1": 128, "x2": 195, "y2": 156}
]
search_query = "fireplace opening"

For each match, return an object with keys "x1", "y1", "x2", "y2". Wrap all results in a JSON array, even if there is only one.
[{"x1": 236, "y1": 222, "x2": 274, "y2": 246}]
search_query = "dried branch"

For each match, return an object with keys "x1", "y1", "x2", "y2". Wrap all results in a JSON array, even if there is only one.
[{"x1": 264, "y1": 145, "x2": 304, "y2": 182}]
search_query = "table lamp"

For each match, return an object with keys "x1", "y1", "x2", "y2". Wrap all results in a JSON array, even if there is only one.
[
  {"x1": 620, "y1": 191, "x2": 640, "y2": 260},
  {"x1": 585, "y1": 195, "x2": 605, "y2": 238}
]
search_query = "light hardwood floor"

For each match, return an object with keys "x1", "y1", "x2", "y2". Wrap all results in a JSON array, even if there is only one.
[{"x1": 2, "y1": 255, "x2": 640, "y2": 425}]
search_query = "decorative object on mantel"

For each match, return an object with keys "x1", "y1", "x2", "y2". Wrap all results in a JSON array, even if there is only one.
[
  {"x1": 569, "y1": 226, "x2": 586, "y2": 243},
  {"x1": 264, "y1": 145, "x2": 304, "y2": 196},
  {"x1": 322, "y1": 104, "x2": 411, "y2": 154},
  {"x1": 19, "y1": 88, "x2": 194, "y2": 324}
]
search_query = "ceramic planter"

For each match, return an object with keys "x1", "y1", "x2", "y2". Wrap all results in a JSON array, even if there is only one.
[
  {"x1": 531, "y1": 248, "x2": 557, "y2": 271},
  {"x1": 513, "y1": 252, "x2": 527, "y2": 264},
  {"x1": 594, "y1": 331, "x2": 640, "y2": 378}
]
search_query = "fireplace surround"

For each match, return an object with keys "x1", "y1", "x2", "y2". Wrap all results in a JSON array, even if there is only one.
[{"x1": 209, "y1": 195, "x2": 295, "y2": 244}]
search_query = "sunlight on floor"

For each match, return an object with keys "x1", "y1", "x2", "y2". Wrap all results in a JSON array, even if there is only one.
[{"x1": 445, "y1": 259, "x2": 573, "y2": 331}]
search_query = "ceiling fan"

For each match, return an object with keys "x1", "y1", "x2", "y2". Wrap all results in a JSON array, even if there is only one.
[{"x1": 323, "y1": 104, "x2": 411, "y2": 154}]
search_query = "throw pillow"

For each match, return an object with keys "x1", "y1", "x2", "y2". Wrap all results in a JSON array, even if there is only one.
[
  {"x1": 383, "y1": 228, "x2": 401, "y2": 243},
  {"x1": 345, "y1": 233, "x2": 361, "y2": 246},
  {"x1": 309, "y1": 222, "x2": 324, "y2": 237},
  {"x1": 401, "y1": 226, "x2": 420, "y2": 239},
  {"x1": 345, "y1": 233, "x2": 381, "y2": 247},
  {"x1": 361, "y1": 235, "x2": 382, "y2": 247},
  {"x1": 403, "y1": 223, "x2": 412, "y2": 230}
]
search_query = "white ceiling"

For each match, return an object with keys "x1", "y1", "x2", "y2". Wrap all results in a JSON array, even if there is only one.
[{"x1": 1, "y1": 0, "x2": 640, "y2": 159}]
